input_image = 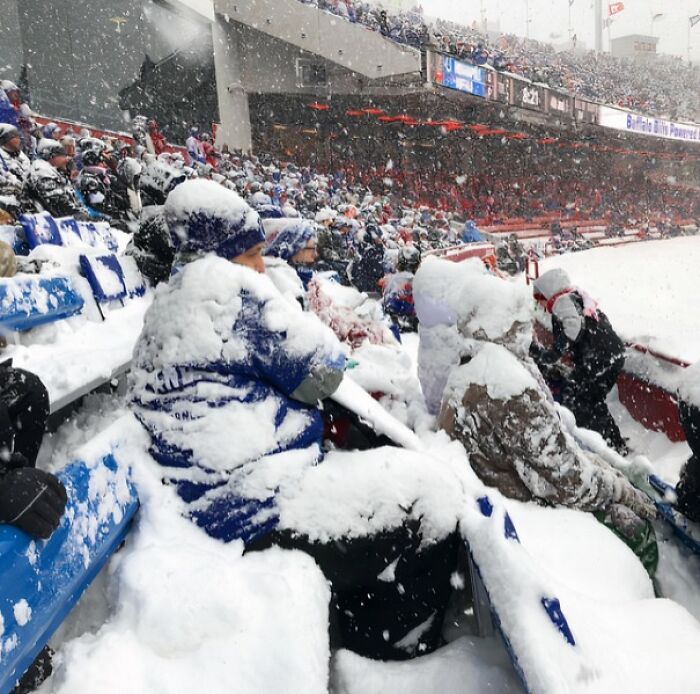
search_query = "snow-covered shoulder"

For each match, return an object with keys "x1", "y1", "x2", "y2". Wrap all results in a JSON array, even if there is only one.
[{"x1": 444, "y1": 343, "x2": 539, "y2": 402}]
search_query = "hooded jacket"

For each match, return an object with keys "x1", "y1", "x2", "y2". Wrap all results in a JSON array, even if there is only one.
[{"x1": 532, "y1": 268, "x2": 624, "y2": 376}]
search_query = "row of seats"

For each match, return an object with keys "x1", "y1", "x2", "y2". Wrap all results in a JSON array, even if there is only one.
[{"x1": 0, "y1": 213, "x2": 144, "y2": 333}]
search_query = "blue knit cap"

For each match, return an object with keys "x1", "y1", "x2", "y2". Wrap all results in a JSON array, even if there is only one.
[
  {"x1": 264, "y1": 221, "x2": 316, "y2": 262},
  {"x1": 165, "y1": 179, "x2": 265, "y2": 260}
]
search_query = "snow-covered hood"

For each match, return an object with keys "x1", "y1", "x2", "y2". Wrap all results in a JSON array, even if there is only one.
[{"x1": 533, "y1": 268, "x2": 571, "y2": 300}]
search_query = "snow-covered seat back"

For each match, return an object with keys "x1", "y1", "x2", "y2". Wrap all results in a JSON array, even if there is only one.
[
  {"x1": 19, "y1": 212, "x2": 61, "y2": 249},
  {"x1": 0, "y1": 225, "x2": 27, "y2": 256},
  {"x1": 77, "y1": 221, "x2": 118, "y2": 253},
  {"x1": 79, "y1": 254, "x2": 127, "y2": 304},
  {"x1": 20, "y1": 214, "x2": 119, "y2": 254},
  {"x1": 54, "y1": 217, "x2": 84, "y2": 247},
  {"x1": 0, "y1": 275, "x2": 84, "y2": 332},
  {"x1": 118, "y1": 255, "x2": 146, "y2": 298}
]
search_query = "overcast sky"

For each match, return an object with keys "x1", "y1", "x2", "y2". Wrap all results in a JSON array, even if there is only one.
[{"x1": 421, "y1": 0, "x2": 700, "y2": 61}]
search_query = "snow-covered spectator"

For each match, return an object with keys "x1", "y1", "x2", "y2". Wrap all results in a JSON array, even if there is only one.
[
  {"x1": 428, "y1": 257, "x2": 657, "y2": 572},
  {"x1": 128, "y1": 160, "x2": 186, "y2": 285},
  {"x1": 530, "y1": 269, "x2": 628, "y2": 454},
  {"x1": 0, "y1": 123, "x2": 30, "y2": 219},
  {"x1": 24, "y1": 139, "x2": 89, "y2": 219},
  {"x1": 130, "y1": 180, "x2": 465, "y2": 660}
]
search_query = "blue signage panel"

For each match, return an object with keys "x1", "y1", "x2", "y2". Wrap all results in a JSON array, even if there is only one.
[{"x1": 438, "y1": 56, "x2": 487, "y2": 98}]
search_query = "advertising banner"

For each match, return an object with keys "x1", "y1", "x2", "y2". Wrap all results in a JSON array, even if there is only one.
[
  {"x1": 512, "y1": 77, "x2": 544, "y2": 112},
  {"x1": 487, "y1": 70, "x2": 511, "y2": 104},
  {"x1": 598, "y1": 106, "x2": 700, "y2": 143},
  {"x1": 574, "y1": 98, "x2": 599, "y2": 124},
  {"x1": 433, "y1": 54, "x2": 487, "y2": 98},
  {"x1": 547, "y1": 91, "x2": 572, "y2": 117}
]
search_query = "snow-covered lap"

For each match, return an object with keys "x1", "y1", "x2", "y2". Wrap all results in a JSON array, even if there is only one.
[
  {"x1": 539, "y1": 237, "x2": 700, "y2": 363},
  {"x1": 277, "y1": 444, "x2": 469, "y2": 544}
]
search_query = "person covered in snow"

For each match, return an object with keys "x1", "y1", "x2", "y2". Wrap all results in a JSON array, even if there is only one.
[
  {"x1": 128, "y1": 160, "x2": 186, "y2": 285},
  {"x1": 529, "y1": 268, "x2": 628, "y2": 454},
  {"x1": 381, "y1": 244, "x2": 420, "y2": 332},
  {"x1": 676, "y1": 365, "x2": 700, "y2": 522},
  {"x1": 420, "y1": 257, "x2": 657, "y2": 570},
  {"x1": 316, "y1": 216, "x2": 355, "y2": 283},
  {"x1": 264, "y1": 219, "x2": 318, "y2": 303},
  {"x1": 349, "y1": 221, "x2": 385, "y2": 294},
  {"x1": 0, "y1": 123, "x2": 30, "y2": 220},
  {"x1": 24, "y1": 139, "x2": 89, "y2": 220},
  {"x1": 76, "y1": 137, "x2": 120, "y2": 221},
  {"x1": 131, "y1": 180, "x2": 462, "y2": 660},
  {"x1": 185, "y1": 127, "x2": 204, "y2": 165}
]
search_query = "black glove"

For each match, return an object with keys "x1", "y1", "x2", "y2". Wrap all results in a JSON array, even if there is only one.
[{"x1": 0, "y1": 466, "x2": 68, "y2": 539}]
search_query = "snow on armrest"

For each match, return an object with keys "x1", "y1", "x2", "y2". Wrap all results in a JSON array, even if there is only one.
[
  {"x1": 79, "y1": 254, "x2": 128, "y2": 304},
  {"x1": 0, "y1": 275, "x2": 84, "y2": 332}
]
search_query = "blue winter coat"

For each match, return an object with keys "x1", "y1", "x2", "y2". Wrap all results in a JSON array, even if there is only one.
[
  {"x1": 0, "y1": 90, "x2": 18, "y2": 128},
  {"x1": 461, "y1": 220, "x2": 483, "y2": 244},
  {"x1": 131, "y1": 256, "x2": 345, "y2": 545}
]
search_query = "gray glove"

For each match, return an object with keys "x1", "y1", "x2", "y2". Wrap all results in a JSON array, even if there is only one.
[{"x1": 290, "y1": 362, "x2": 344, "y2": 405}]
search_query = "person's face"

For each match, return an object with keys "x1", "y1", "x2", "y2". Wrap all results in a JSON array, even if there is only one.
[
  {"x1": 50, "y1": 154, "x2": 70, "y2": 171},
  {"x1": 291, "y1": 239, "x2": 318, "y2": 266},
  {"x1": 231, "y1": 242, "x2": 265, "y2": 274},
  {"x1": 3, "y1": 135, "x2": 21, "y2": 153}
]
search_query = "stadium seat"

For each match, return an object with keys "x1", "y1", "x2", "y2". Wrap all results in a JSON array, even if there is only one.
[
  {"x1": 0, "y1": 275, "x2": 84, "y2": 332},
  {"x1": 19, "y1": 212, "x2": 61, "y2": 249},
  {"x1": 0, "y1": 455, "x2": 139, "y2": 694},
  {"x1": 78, "y1": 253, "x2": 128, "y2": 309}
]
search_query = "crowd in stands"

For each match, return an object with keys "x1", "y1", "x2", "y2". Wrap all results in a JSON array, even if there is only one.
[
  {"x1": 1, "y1": 57, "x2": 700, "y2": 691},
  {"x1": 296, "y1": 0, "x2": 700, "y2": 121}
]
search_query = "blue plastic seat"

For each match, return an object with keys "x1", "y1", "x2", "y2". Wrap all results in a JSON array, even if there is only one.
[
  {"x1": 0, "y1": 275, "x2": 84, "y2": 332},
  {"x1": 0, "y1": 455, "x2": 139, "y2": 694},
  {"x1": 79, "y1": 253, "x2": 128, "y2": 305},
  {"x1": 18, "y1": 213, "x2": 61, "y2": 249}
]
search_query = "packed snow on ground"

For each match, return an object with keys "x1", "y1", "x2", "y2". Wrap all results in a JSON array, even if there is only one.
[{"x1": 539, "y1": 237, "x2": 700, "y2": 364}]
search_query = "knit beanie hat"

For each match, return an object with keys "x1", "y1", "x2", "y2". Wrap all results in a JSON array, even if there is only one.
[
  {"x1": 165, "y1": 179, "x2": 265, "y2": 261},
  {"x1": 0, "y1": 124, "x2": 19, "y2": 147},
  {"x1": 264, "y1": 221, "x2": 316, "y2": 262}
]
